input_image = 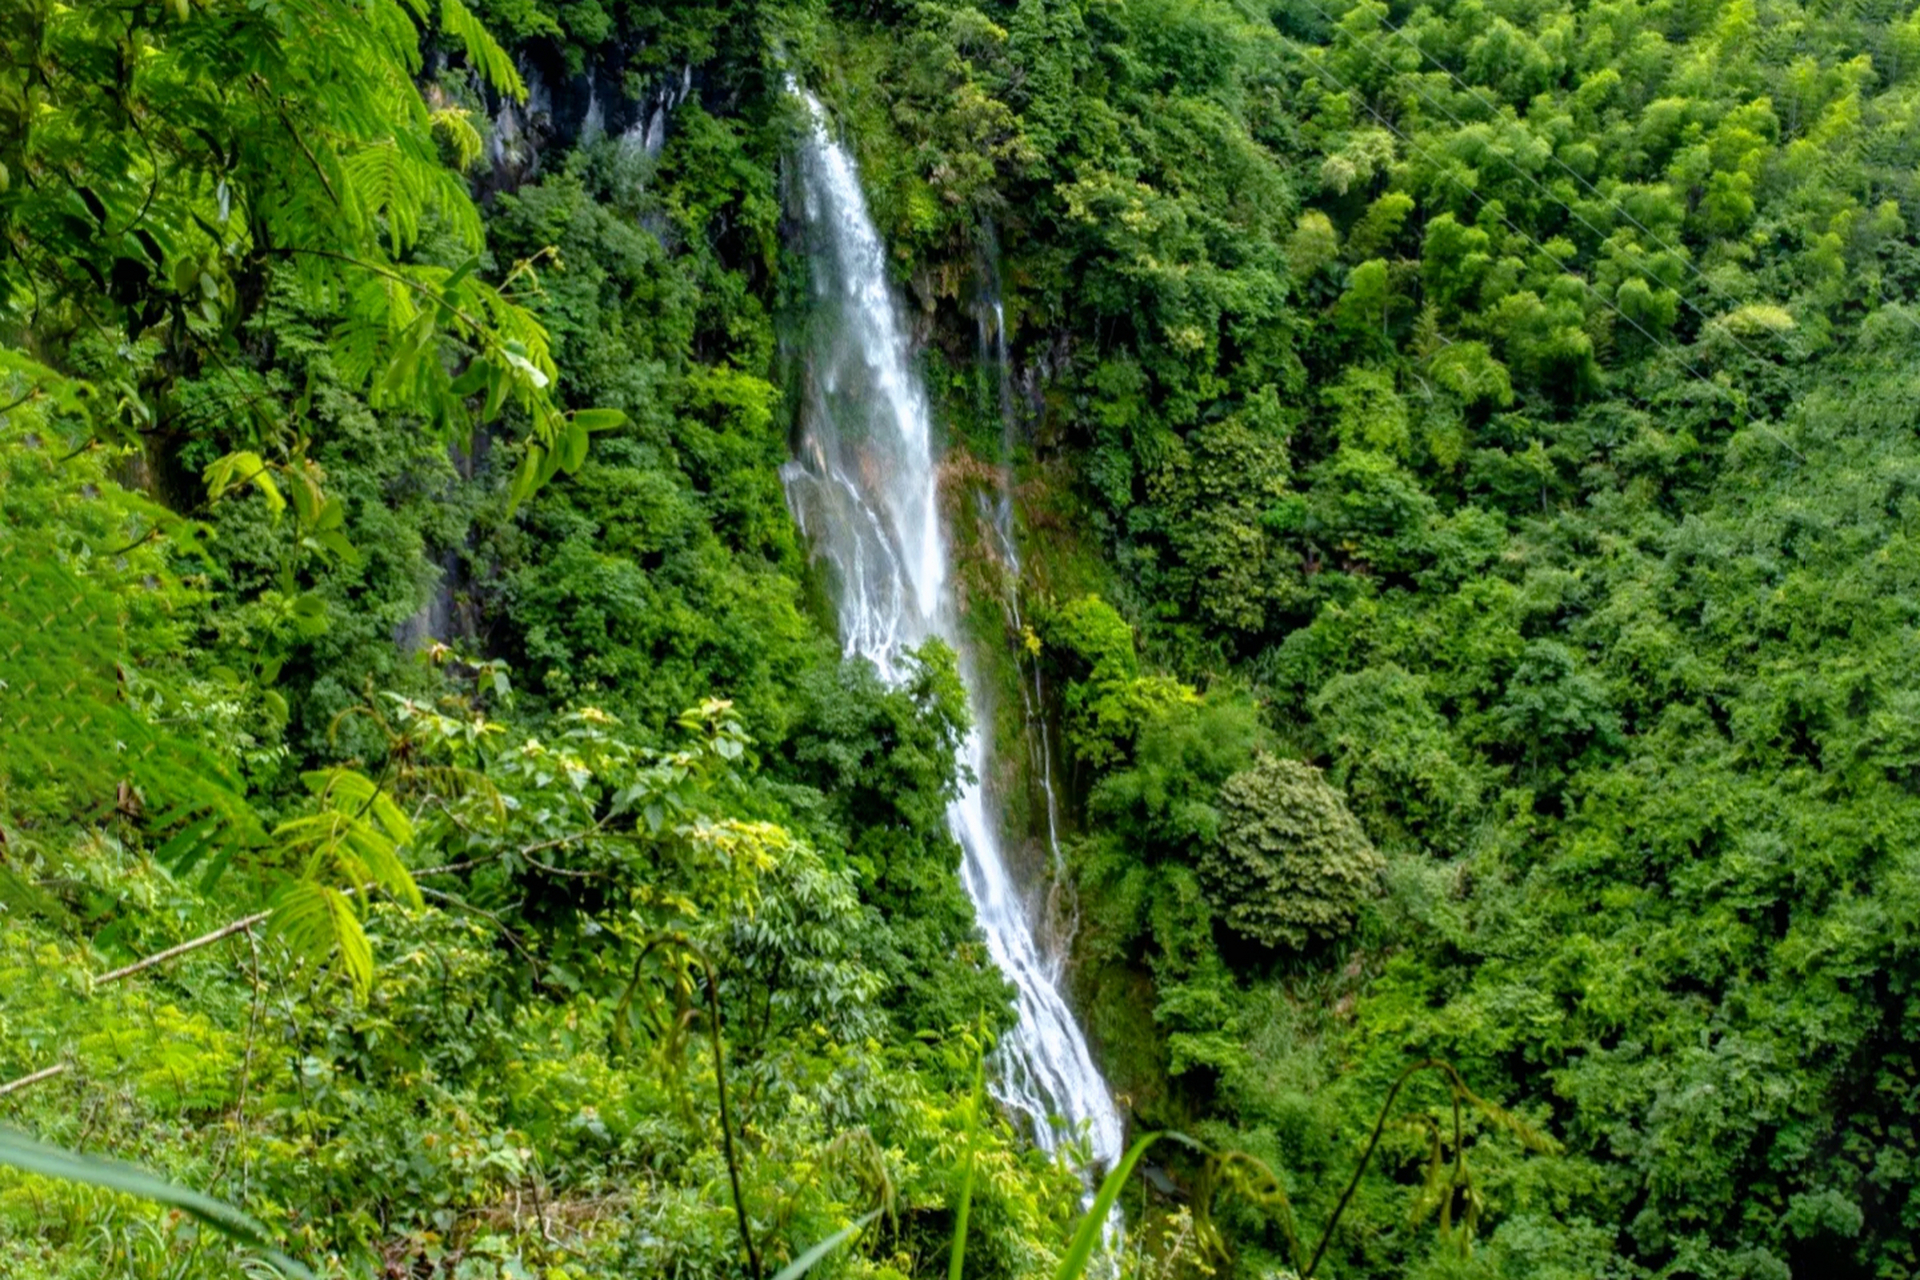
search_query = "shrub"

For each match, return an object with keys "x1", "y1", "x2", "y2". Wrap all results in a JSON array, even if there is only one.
[{"x1": 1203, "y1": 754, "x2": 1384, "y2": 951}]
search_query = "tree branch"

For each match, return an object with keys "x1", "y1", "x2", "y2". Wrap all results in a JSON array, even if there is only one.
[
  {"x1": 92, "y1": 860, "x2": 478, "y2": 989},
  {"x1": 93, "y1": 912, "x2": 271, "y2": 987},
  {"x1": 0, "y1": 1063, "x2": 69, "y2": 1100}
]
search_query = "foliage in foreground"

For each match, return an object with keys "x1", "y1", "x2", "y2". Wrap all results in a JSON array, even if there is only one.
[{"x1": 0, "y1": 393, "x2": 1083, "y2": 1279}]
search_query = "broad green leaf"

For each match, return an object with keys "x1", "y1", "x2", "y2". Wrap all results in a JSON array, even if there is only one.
[
  {"x1": 573, "y1": 407, "x2": 628, "y2": 432},
  {"x1": 310, "y1": 528, "x2": 361, "y2": 564},
  {"x1": 1057, "y1": 1133, "x2": 1179, "y2": 1280},
  {"x1": 449, "y1": 361, "x2": 490, "y2": 398},
  {"x1": 203, "y1": 451, "x2": 282, "y2": 517},
  {"x1": 507, "y1": 444, "x2": 543, "y2": 514},
  {"x1": 558, "y1": 417, "x2": 589, "y2": 473},
  {"x1": 151, "y1": 811, "x2": 225, "y2": 880},
  {"x1": 771, "y1": 1208, "x2": 881, "y2": 1280},
  {"x1": 949, "y1": 1053, "x2": 984, "y2": 1280}
]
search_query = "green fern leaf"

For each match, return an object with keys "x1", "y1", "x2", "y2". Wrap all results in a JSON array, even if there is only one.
[
  {"x1": 342, "y1": 143, "x2": 424, "y2": 254},
  {"x1": 441, "y1": 0, "x2": 526, "y2": 101},
  {"x1": 267, "y1": 880, "x2": 373, "y2": 1000}
]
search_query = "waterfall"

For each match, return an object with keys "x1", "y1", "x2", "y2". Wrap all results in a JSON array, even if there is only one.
[
  {"x1": 974, "y1": 267, "x2": 1078, "y2": 974},
  {"x1": 780, "y1": 87, "x2": 1127, "y2": 1189}
]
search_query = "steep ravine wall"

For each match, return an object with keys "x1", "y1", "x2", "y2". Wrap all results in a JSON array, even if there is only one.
[{"x1": 452, "y1": 33, "x2": 1169, "y2": 1143}]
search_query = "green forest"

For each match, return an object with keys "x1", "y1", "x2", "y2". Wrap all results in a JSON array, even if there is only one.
[{"x1": 6, "y1": 0, "x2": 1920, "y2": 1274}]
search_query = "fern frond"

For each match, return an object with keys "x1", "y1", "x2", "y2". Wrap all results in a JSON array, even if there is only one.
[
  {"x1": 1461, "y1": 1087, "x2": 1563, "y2": 1156},
  {"x1": 279, "y1": 769, "x2": 424, "y2": 910},
  {"x1": 304, "y1": 768, "x2": 411, "y2": 842},
  {"x1": 343, "y1": 828, "x2": 421, "y2": 908},
  {"x1": 430, "y1": 107, "x2": 484, "y2": 172},
  {"x1": 429, "y1": 167, "x2": 485, "y2": 249},
  {"x1": 0, "y1": 429, "x2": 265, "y2": 867},
  {"x1": 343, "y1": 143, "x2": 425, "y2": 254},
  {"x1": 406, "y1": 765, "x2": 507, "y2": 824},
  {"x1": 366, "y1": 0, "x2": 429, "y2": 74},
  {"x1": 267, "y1": 880, "x2": 373, "y2": 999},
  {"x1": 441, "y1": 0, "x2": 526, "y2": 102}
]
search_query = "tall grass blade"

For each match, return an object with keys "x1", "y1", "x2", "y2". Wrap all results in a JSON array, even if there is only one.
[
  {"x1": 0, "y1": 1127, "x2": 315, "y2": 1278},
  {"x1": 771, "y1": 1207, "x2": 882, "y2": 1280},
  {"x1": 1056, "y1": 1132, "x2": 1165, "y2": 1280},
  {"x1": 949, "y1": 1053, "x2": 985, "y2": 1280}
]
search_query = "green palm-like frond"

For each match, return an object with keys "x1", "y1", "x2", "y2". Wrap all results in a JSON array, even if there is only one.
[
  {"x1": 267, "y1": 879, "x2": 373, "y2": 1000},
  {"x1": 440, "y1": 0, "x2": 526, "y2": 101},
  {"x1": 343, "y1": 142, "x2": 426, "y2": 254},
  {"x1": 274, "y1": 769, "x2": 423, "y2": 909}
]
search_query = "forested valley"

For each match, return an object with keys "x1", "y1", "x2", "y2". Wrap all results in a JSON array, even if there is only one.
[{"x1": 6, "y1": 0, "x2": 1920, "y2": 1276}]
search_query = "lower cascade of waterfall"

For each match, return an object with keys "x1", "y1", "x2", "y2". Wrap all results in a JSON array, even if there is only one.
[{"x1": 779, "y1": 84, "x2": 1127, "y2": 1203}]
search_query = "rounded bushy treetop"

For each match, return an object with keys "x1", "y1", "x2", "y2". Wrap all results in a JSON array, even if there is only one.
[{"x1": 1204, "y1": 754, "x2": 1384, "y2": 951}]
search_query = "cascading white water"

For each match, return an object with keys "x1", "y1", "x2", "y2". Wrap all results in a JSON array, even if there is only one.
[
  {"x1": 780, "y1": 87, "x2": 1127, "y2": 1185},
  {"x1": 975, "y1": 282, "x2": 1078, "y2": 974}
]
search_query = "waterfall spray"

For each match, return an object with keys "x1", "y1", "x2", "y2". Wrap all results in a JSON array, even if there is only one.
[{"x1": 779, "y1": 86, "x2": 1127, "y2": 1197}]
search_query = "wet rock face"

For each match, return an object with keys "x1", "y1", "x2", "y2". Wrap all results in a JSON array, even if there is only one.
[
  {"x1": 393, "y1": 545, "x2": 467, "y2": 653},
  {"x1": 481, "y1": 53, "x2": 697, "y2": 194},
  {"x1": 400, "y1": 53, "x2": 701, "y2": 662}
]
